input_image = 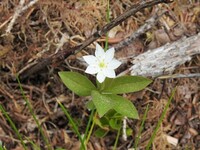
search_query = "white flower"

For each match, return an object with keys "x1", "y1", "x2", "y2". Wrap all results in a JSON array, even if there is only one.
[{"x1": 83, "y1": 43, "x2": 121, "y2": 83}]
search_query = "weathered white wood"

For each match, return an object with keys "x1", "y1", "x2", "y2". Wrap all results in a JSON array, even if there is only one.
[{"x1": 130, "y1": 33, "x2": 200, "y2": 77}]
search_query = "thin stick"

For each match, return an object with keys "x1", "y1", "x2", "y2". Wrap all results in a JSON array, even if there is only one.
[
  {"x1": 114, "y1": 11, "x2": 166, "y2": 51},
  {"x1": 158, "y1": 73, "x2": 200, "y2": 79},
  {"x1": 19, "y1": 0, "x2": 173, "y2": 79},
  {"x1": 4, "y1": 0, "x2": 39, "y2": 34},
  {"x1": 6, "y1": 0, "x2": 25, "y2": 33}
]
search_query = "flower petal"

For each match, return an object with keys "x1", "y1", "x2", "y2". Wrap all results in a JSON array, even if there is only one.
[
  {"x1": 83, "y1": 55, "x2": 97, "y2": 65},
  {"x1": 97, "y1": 72, "x2": 106, "y2": 83},
  {"x1": 105, "y1": 47, "x2": 114, "y2": 62},
  {"x1": 103, "y1": 69, "x2": 116, "y2": 78},
  {"x1": 95, "y1": 43, "x2": 105, "y2": 59},
  {"x1": 85, "y1": 66, "x2": 98, "y2": 74},
  {"x1": 107, "y1": 59, "x2": 121, "y2": 69}
]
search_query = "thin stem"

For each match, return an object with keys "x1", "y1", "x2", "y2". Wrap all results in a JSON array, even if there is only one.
[
  {"x1": 25, "y1": 137, "x2": 40, "y2": 150},
  {"x1": 146, "y1": 88, "x2": 176, "y2": 150},
  {"x1": 86, "y1": 111, "x2": 97, "y2": 144},
  {"x1": 113, "y1": 126, "x2": 121, "y2": 150},
  {"x1": 105, "y1": 0, "x2": 110, "y2": 51},
  {"x1": 16, "y1": 75, "x2": 51, "y2": 149},
  {"x1": 57, "y1": 100, "x2": 86, "y2": 150},
  {"x1": 134, "y1": 104, "x2": 149, "y2": 149},
  {"x1": 83, "y1": 109, "x2": 95, "y2": 144},
  {"x1": 0, "y1": 105, "x2": 27, "y2": 150}
]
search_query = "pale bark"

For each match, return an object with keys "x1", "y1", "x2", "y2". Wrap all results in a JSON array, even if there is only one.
[{"x1": 130, "y1": 33, "x2": 200, "y2": 77}]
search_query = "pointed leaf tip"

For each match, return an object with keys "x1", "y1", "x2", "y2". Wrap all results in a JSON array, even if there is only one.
[
  {"x1": 103, "y1": 76, "x2": 152, "y2": 94},
  {"x1": 59, "y1": 71, "x2": 96, "y2": 96}
]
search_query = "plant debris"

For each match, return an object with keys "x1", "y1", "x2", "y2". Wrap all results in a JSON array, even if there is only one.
[{"x1": 0, "y1": 0, "x2": 199, "y2": 149}]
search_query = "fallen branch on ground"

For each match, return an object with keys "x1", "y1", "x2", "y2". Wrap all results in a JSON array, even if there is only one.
[
  {"x1": 114, "y1": 11, "x2": 166, "y2": 51},
  {"x1": 18, "y1": 0, "x2": 173, "y2": 80},
  {"x1": 130, "y1": 33, "x2": 200, "y2": 77}
]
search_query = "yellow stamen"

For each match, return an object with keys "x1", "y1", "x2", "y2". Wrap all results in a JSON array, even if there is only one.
[{"x1": 99, "y1": 61, "x2": 106, "y2": 68}]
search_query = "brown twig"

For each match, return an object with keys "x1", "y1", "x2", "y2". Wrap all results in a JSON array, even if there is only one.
[
  {"x1": 114, "y1": 11, "x2": 167, "y2": 51},
  {"x1": 158, "y1": 73, "x2": 200, "y2": 79},
  {"x1": 2, "y1": 0, "x2": 39, "y2": 33},
  {"x1": 19, "y1": 0, "x2": 173, "y2": 79}
]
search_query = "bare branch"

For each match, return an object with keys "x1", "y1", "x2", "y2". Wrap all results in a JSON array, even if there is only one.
[
  {"x1": 19, "y1": 0, "x2": 173, "y2": 79},
  {"x1": 6, "y1": 0, "x2": 25, "y2": 33},
  {"x1": 3, "y1": 0, "x2": 39, "y2": 34},
  {"x1": 114, "y1": 11, "x2": 166, "y2": 51},
  {"x1": 130, "y1": 33, "x2": 200, "y2": 77},
  {"x1": 158, "y1": 73, "x2": 200, "y2": 79}
]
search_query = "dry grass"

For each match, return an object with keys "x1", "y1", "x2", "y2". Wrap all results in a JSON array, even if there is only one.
[{"x1": 0, "y1": 0, "x2": 199, "y2": 149}]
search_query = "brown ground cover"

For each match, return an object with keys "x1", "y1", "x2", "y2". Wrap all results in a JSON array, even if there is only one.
[{"x1": 0, "y1": 0, "x2": 199, "y2": 149}]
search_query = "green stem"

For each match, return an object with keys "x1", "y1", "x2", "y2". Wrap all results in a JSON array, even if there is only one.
[
  {"x1": 113, "y1": 126, "x2": 121, "y2": 150},
  {"x1": 86, "y1": 111, "x2": 97, "y2": 144},
  {"x1": 0, "y1": 105, "x2": 27, "y2": 150},
  {"x1": 16, "y1": 75, "x2": 51, "y2": 149},
  {"x1": 146, "y1": 88, "x2": 176, "y2": 150},
  {"x1": 57, "y1": 101, "x2": 86, "y2": 150},
  {"x1": 105, "y1": 0, "x2": 110, "y2": 51},
  {"x1": 83, "y1": 109, "x2": 95, "y2": 143},
  {"x1": 134, "y1": 104, "x2": 149, "y2": 149}
]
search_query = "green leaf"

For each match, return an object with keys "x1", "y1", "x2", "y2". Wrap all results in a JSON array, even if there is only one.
[
  {"x1": 96, "y1": 77, "x2": 113, "y2": 91},
  {"x1": 109, "y1": 119, "x2": 121, "y2": 130},
  {"x1": 126, "y1": 128, "x2": 133, "y2": 136},
  {"x1": 91, "y1": 91, "x2": 114, "y2": 117},
  {"x1": 92, "y1": 91, "x2": 139, "y2": 119},
  {"x1": 106, "y1": 95, "x2": 139, "y2": 119},
  {"x1": 55, "y1": 148, "x2": 66, "y2": 150},
  {"x1": 105, "y1": 109, "x2": 117, "y2": 118},
  {"x1": 93, "y1": 116, "x2": 109, "y2": 129},
  {"x1": 102, "y1": 76, "x2": 152, "y2": 94},
  {"x1": 58, "y1": 71, "x2": 96, "y2": 96},
  {"x1": 94, "y1": 128, "x2": 109, "y2": 138},
  {"x1": 86, "y1": 100, "x2": 95, "y2": 110}
]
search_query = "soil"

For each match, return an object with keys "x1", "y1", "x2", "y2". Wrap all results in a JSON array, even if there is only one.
[{"x1": 0, "y1": 0, "x2": 199, "y2": 150}]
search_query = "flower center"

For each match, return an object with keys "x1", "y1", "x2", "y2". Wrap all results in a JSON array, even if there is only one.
[{"x1": 99, "y1": 61, "x2": 106, "y2": 68}]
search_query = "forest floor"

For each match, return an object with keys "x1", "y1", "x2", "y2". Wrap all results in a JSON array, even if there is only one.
[{"x1": 0, "y1": 0, "x2": 200, "y2": 150}]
